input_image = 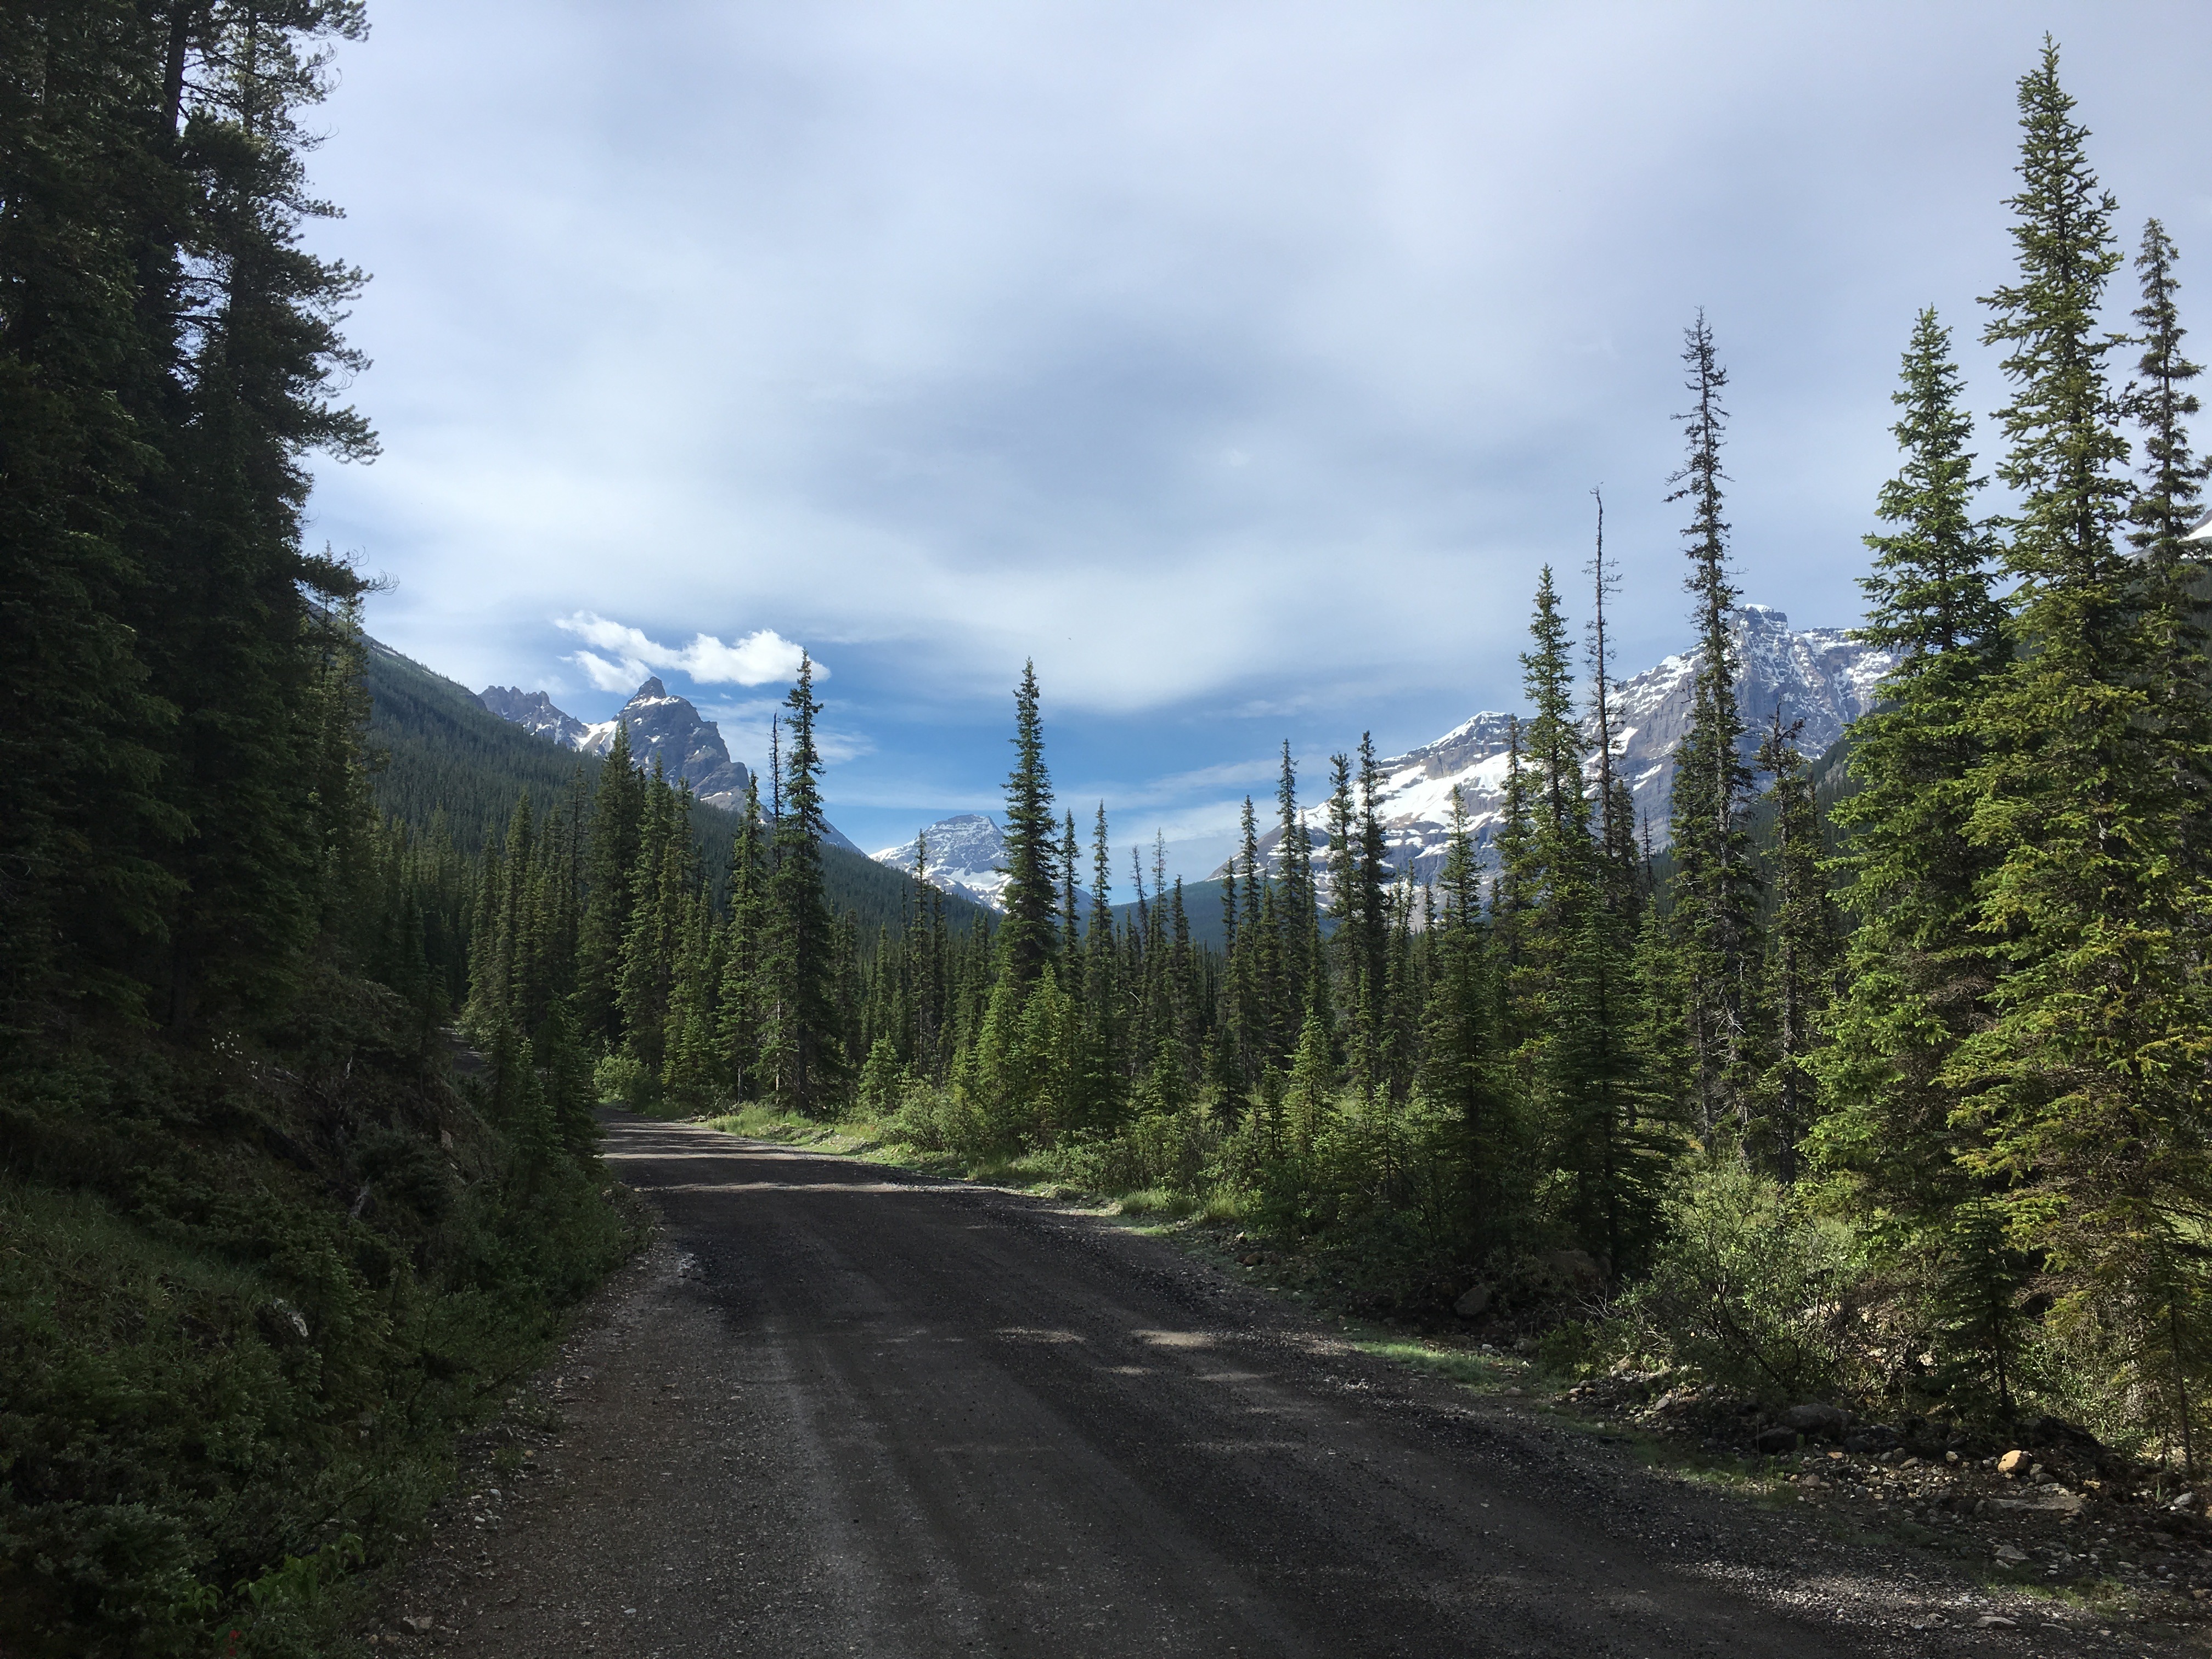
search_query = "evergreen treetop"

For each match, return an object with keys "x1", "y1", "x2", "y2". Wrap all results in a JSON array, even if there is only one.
[{"x1": 997, "y1": 659, "x2": 1058, "y2": 986}]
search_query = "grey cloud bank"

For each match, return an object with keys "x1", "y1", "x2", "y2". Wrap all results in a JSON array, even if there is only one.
[{"x1": 302, "y1": 0, "x2": 2212, "y2": 871}]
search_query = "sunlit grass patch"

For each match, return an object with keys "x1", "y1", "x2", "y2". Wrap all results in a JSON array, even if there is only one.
[
  {"x1": 703, "y1": 1104, "x2": 884, "y2": 1154},
  {"x1": 1350, "y1": 1336, "x2": 1533, "y2": 1393},
  {"x1": 1198, "y1": 1189, "x2": 1249, "y2": 1223},
  {"x1": 1117, "y1": 1186, "x2": 1199, "y2": 1220}
]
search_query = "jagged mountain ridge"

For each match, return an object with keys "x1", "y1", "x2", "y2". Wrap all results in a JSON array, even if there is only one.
[
  {"x1": 479, "y1": 677, "x2": 752, "y2": 807},
  {"x1": 1214, "y1": 605, "x2": 1895, "y2": 889},
  {"x1": 477, "y1": 685, "x2": 589, "y2": 749},
  {"x1": 476, "y1": 678, "x2": 863, "y2": 851}
]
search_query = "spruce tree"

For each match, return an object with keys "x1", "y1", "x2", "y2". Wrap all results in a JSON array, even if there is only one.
[
  {"x1": 762, "y1": 653, "x2": 845, "y2": 1111},
  {"x1": 1586, "y1": 490, "x2": 1643, "y2": 925},
  {"x1": 661, "y1": 887, "x2": 721, "y2": 1112},
  {"x1": 1812, "y1": 308, "x2": 2010, "y2": 1340},
  {"x1": 1084, "y1": 803, "x2": 1121, "y2": 1127},
  {"x1": 1949, "y1": 41, "x2": 2212, "y2": 1440},
  {"x1": 1275, "y1": 741, "x2": 1322, "y2": 1047},
  {"x1": 1489, "y1": 716, "x2": 1537, "y2": 1063},
  {"x1": 716, "y1": 774, "x2": 769, "y2": 1097},
  {"x1": 1520, "y1": 566, "x2": 1592, "y2": 997},
  {"x1": 1345, "y1": 736, "x2": 1391, "y2": 1097},
  {"x1": 1059, "y1": 810, "x2": 1081, "y2": 963},
  {"x1": 617, "y1": 765, "x2": 685, "y2": 1088},
  {"x1": 1421, "y1": 794, "x2": 1497, "y2": 1238},
  {"x1": 139, "y1": 0, "x2": 377, "y2": 1028},
  {"x1": 2123, "y1": 218, "x2": 2212, "y2": 870},
  {"x1": 575, "y1": 721, "x2": 645, "y2": 1045},
  {"x1": 537, "y1": 998, "x2": 600, "y2": 1158},
  {"x1": 0, "y1": 1, "x2": 182, "y2": 1045},
  {"x1": 1663, "y1": 311, "x2": 1761, "y2": 1136},
  {"x1": 2125, "y1": 219, "x2": 2209, "y2": 560},
  {"x1": 996, "y1": 661, "x2": 1058, "y2": 986},
  {"x1": 1752, "y1": 710, "x2": 1834, "y2": 1184}
]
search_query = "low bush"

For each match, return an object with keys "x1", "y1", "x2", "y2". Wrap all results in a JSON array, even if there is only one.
[
  {"x1": 1607, "y1": 1163, "x2": 1867, "y2": 1403},
  {"x1": 591, "y1": 1052, "x2": 654, "y2": 1111}
]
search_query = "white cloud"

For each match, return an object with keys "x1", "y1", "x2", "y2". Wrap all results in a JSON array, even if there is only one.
[
  {"x1": 555, "y1": 612, "x2": 821, "y2": 687},
  {"x1": 572, "y1": 649, "x2": 644, "y2": 692}
]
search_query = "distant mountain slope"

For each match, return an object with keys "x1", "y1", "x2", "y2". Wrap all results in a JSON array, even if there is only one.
[
  {"x1": 871, "y1": 812, "x2": 1099, "y2": 913},
  {"x1": 363, "y1": 638, "x2": 969, "y2": 932},
  {"x1": 1216, "y1": 605, "x2": 1894, "y2": 890},
  {"x1": 366, "y1": 637, "x2": 599, "y2": 854},
  {"x1": 872, "y1": 814, "x2": 1011, "y2": 911}
]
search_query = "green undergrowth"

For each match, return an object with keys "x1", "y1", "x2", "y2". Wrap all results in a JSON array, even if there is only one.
[
  {"x1": 701, "y1": 1101, "x2": 889, "y2": 1155},
  {"x1": 1, "y1": 974, "x2": 644, "y2": 1658}
]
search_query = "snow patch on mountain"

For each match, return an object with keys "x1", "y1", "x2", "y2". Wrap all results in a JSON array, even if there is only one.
[
  {"x1": 872, "y1": 814, "x2": 1012, "y2": 911},
  {"x1": 1213, "y1": 606, "x2": 1896, "y2": 890},
  {"x1": 478, "y1": 686, "x2": 589, "y2": 749}
]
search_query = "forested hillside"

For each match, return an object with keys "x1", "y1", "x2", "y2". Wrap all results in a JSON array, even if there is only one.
[
  {"x1": 362, "y1": 636, "x2": 962, "y2": 935},
  {"x1": 0, "y1": 10, "x2": 631, "y2": 1656}
]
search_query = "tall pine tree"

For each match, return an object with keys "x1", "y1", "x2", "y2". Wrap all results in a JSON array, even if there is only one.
[
  {"x1": 996, "y1": 661, "x2": 1058, "y2": 988},
  {"x1": 1663, "y1": 311, "x2": 1761, "y2": 1136},
  {"x1": 1949, "y1": 42, "x2": 2212, "y2": 1442},
  {"x1": 1813, "y1": 306, "x2": 2013, "y2": 1393}
]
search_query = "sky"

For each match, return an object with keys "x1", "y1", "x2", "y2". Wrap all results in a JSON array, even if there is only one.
[{"x1": 304, "y1": 1, "x2": 2212, "y2": 880}]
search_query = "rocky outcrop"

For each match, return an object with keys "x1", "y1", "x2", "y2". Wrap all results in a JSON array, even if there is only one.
[{"x1": 477, "y1": 685, "x2": 589, "y2": 749}]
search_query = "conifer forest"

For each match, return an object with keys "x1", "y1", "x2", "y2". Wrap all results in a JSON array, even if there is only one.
[{"x1": 5, "y1": 11, "x2": 2212, "y2": 1656}]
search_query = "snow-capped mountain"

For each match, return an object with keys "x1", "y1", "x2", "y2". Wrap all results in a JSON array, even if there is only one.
[
  {"x1": 478, "y1": 686, "x2": 589, "y2": 749},
  {"x1": 478, "y1": 676, "x2": 749, "y2": 811},
  {"x1": 1214, "y1": 605, "x2": 1897, "y2": 888},
  {"x1": 872, "y1": 814, "x2": 1012, "y2": 911},
  {"x1": 475, "y1": 678, "x2": 873, "y2": 848}
]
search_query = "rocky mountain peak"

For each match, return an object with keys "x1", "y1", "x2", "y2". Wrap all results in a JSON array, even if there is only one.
[
  {"x1": 1210, "y1": 605, "x2": 1895, "y2": 890},
  {"x1": 477, "y1": 685, "x2": 588, "y2": 749},
  {"x1": 872, "y1": 814, "x2": 1012, "y2": 911},
  {"x1": 476, "y1": 678, "x2": 751, "y2": 811}
]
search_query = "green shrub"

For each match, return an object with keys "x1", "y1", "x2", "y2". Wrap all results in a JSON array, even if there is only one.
[
  {"x1": 1613, "y1": 1162, "x2": 1866, "y2": 1403},
  {"x1": 1056, "y1": 1106, "x2": 1221, "y2": 1197},
  {"x1": 0, "y1": 983, "x2": 639, "y2": 1657},
  {"x1": 591, "y1": 1052, "x2": 653, "y2": 1109},
  {"x1": 885, "y1": 1077, "x2": 993, "y2": 1161}
]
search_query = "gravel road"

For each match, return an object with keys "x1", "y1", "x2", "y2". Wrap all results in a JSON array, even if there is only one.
[{"x1": 374, "y1": 1114, "x2": 2153, "y2": 1657}]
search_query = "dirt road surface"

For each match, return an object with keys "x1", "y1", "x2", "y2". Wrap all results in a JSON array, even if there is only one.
[{"x1": 375, "y1": 1115, "x2": 2145, "y2": 1657}]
